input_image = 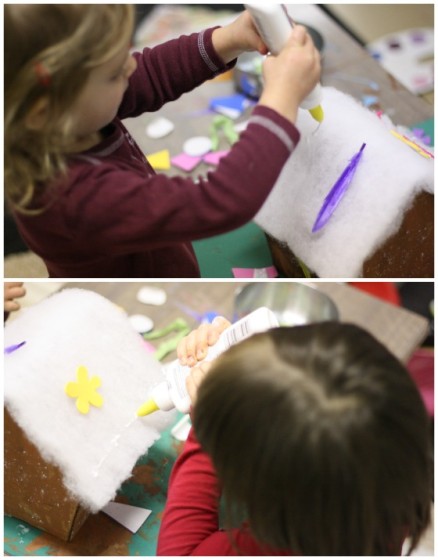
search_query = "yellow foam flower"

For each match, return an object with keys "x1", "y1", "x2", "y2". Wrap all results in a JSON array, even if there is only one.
[{"x1": 65, "y1": 365, "x2": 103, "y2": 414}]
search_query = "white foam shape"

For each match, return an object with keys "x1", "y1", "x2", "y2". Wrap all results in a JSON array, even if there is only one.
[
  {"x1": 145, "y1": 116, "x2": 175, "y2": 139},
  {"x1": 183, "y1": 136, "x2": 212, "y2": 157},
  {"x1": 255, "y1": 86, "x2": 433, "y2": 278},
  {"x1": 4, "y1": 288, "x2": 174, "y2": 513},
  {"x1": 136, "y1": 286, "x2": 167, "y2": 306},
  {"x1": 128, "y1": 314, "x2": 154, "y2": 334}
]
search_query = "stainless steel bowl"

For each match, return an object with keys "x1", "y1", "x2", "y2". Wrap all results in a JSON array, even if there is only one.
[{"x1": 234, "y1": 283, "x2": 338, "y2": 326}]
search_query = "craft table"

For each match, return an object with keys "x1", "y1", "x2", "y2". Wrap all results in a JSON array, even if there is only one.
[
  {"x1": 4, "y1": 281, "x2": 430, "y2": 555},
  {"x1": 122, "y1": 4, "x2": 433, "y2": 278}
]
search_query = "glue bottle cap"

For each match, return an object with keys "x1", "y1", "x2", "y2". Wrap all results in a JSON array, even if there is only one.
[
  {"x1": 137, "y1": 381, "x2": 175, "y2": 416},
  {"x1": 137, "y1": 399, "x2": 160, "y2": 417}
]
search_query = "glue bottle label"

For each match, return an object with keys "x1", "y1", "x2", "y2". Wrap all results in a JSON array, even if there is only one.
[{"x1": 161, "y1": 307, "x2": 279, "y2": 413}]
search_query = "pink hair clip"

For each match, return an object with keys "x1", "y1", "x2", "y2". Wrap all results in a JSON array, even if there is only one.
[{"x1": 34, "y1": 61, "x2": 51, "y2": 87}]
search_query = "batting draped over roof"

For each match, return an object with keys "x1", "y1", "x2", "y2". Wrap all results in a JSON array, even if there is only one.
[{"x1": 4, "y1": 288, "x2": 173, "y2": 512}]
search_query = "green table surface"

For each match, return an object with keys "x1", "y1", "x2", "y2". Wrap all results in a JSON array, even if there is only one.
[{"x1": 194, "y1": 221, "x2": 277, "y2": 278}]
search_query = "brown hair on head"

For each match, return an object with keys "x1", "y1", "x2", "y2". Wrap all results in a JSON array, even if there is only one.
[
  {"x1": 193, "y1": 322, "x2": 432, "y2": 555},
  {"x1": 5, "y1": 4, "x2": 134, "y2": 213}
]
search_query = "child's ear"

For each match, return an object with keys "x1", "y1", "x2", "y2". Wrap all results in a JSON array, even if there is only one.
[{"x1": 25, "y1": 97, "x2": 49, "y2": 130}]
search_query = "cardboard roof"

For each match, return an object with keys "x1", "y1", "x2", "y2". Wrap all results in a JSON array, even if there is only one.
[{"x1": 4, "y1": 288, "x2": 172, "y2": 512}]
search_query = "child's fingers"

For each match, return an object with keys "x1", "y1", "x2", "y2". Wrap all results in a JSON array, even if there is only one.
[
  {"x1": 5, "y1": 281, "x2": 24, "y2": 289},
  {"x1": 185, "y1": 373, "x2": 198, "y2": 404},
  {"x1": 4, "y1": 300, "x2": 20, "y2": 312},
  {"x1": 3, "y1": 282, "x2": 25, "y2": 313},
  {"x1": 289, "y1": 25, "x2": 307, "y2": 47},
  {"x1": 7, "y1": 286, "x2": 26, "y2": 300},
  {"x1": 177, "y1": 331, "x2": 197, "y2": 366},
  {"x1": 192, "y1": 324, "x2": 211, "y2": 362},
  {"x1": 186, "y1": 361, "x2": 212, "y2": 405},
  {"x1": 177, "y1": 325, "x2": 209, "y2": 366},
  {"x1": 17, "y1": 285, "x2": 26, "y2": 297},
  {"x1": 208, "y1": 316, "x2": 231, "y2": 344},
  {"x1": 177, "y1": 317, "x2": 231, "y2": 366},
  {"x1": 4, "y1": 282, "x2": 26, "y2": 302}
]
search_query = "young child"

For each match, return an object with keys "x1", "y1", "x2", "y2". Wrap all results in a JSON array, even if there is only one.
[
  {"x1": 5, "y1": 5, "x2": 320, "y2": 278},
  {"x1": 157, "y1": 318, "x2": 432, "y2": 555}
]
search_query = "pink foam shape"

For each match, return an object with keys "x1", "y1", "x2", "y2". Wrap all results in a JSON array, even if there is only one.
[
  {"x1": 232, "y1": 266, "x2": 278, "y2": 279},
  {"x1": 142, "y1": 340, "x2": 156, "y2": 354},
  {"x1": 171, "y1": 153, "x2": 202, "y2": 172},
  {"x1": 203, "y1": 150, "x2": 230, "y2": 166}
]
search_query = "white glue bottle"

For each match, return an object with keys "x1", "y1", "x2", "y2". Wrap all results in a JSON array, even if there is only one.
[
  {"x1": 245, "y1": 3, "x2": 324, "y2": 123},
  {"x1": 137, "y1": 307, "x2": 279, "y2": 416}
]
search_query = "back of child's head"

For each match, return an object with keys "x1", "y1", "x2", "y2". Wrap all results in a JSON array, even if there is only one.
[
  {"x1": 5, "y1": 4, "x2": 134, "y2": 212},
  {"x1": 193, "y1": 322, "x2": 432, "y2": 555}
]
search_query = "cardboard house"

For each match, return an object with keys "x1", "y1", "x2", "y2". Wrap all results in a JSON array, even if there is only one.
[
  {"x1": 255, "y1": 86, "x2": 434, "y2": 278},
  {"x1": 4, "y1": 288, "x2": 172, "y2": 541}
]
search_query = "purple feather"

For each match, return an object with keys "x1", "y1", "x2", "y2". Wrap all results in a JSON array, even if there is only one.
[
  {"x1": 4, "y1": 341, "x2": 26, "y2": 354},
  {"x1": 312, "y1": 143, "x2": 366, "y2": 233}
]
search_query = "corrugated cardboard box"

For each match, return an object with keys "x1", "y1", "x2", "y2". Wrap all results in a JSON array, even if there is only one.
[{"x1": 4, "y1": 288, "x2": 172, "y2": 540}]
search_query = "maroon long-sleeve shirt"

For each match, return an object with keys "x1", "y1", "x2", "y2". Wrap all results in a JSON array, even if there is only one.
[{"x1": 13, "y1": 28, "x2": 300, "y2": 278}]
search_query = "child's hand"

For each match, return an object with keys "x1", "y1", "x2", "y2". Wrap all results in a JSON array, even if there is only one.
[
  {"x1": 259, "y1": 25, "x2": 321, "y2": 124},
  {"x1": 186, "y1": 361, "x2": 213, "y2": 406},
  {"x1": 4, "y1": 282, "x2": 26, "y2": 313},
  {"x1": 212, "y1": 11, "x2": 269, "y2": 65},
  {"x1": 177, "y1": 316, "x2": 231, "y2": 368}
]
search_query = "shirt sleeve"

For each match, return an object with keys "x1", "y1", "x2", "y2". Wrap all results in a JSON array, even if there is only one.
[
  {"x1": 156, "y1": 427, "x2": 224, "y2": 555},
  {"x1": 64, "y1": 105, "x2": 300, "y2": 258},
  {"x1": 118, "y1": 27, "x2": 235, "y2": 118},
  {"x1": 156, "y1": 427, "x2": 282, "y2": 556}
]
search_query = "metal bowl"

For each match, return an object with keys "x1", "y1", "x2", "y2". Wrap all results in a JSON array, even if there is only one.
[{"x1": 234, "y1": 283, "x2": 338, "y2": 326}]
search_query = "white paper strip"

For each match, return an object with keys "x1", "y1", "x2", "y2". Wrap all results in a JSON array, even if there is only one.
[{"x1": 102, "y1": 501, "x2": 152, "y2": 533}]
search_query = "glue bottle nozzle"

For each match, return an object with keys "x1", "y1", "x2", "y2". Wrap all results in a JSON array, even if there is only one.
[
  {"x1": 137, "y1": 399, "x2": 160, "y2": 417},
  {"x1": 309, "y1": 105, "x2": 324, "y2": 123}
]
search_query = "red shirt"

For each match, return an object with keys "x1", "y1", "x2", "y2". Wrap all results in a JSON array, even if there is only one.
[
  {"x1": 158, "y1": 427, "x2": 406, "y2": 556},
  {"x1": 157, "y1": 428, "x2": 289, "y2": 556},
  {"x1": 14, "y1": 28, "x2": 300, "y2": 278}
]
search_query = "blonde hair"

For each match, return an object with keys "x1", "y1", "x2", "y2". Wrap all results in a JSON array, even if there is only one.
[
  {"x1": 194, "y1": 323, "x2": 432, "y2": 555},
  {"x1": 5, "y1": 4, "x2": 134, "y2": 213}
]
